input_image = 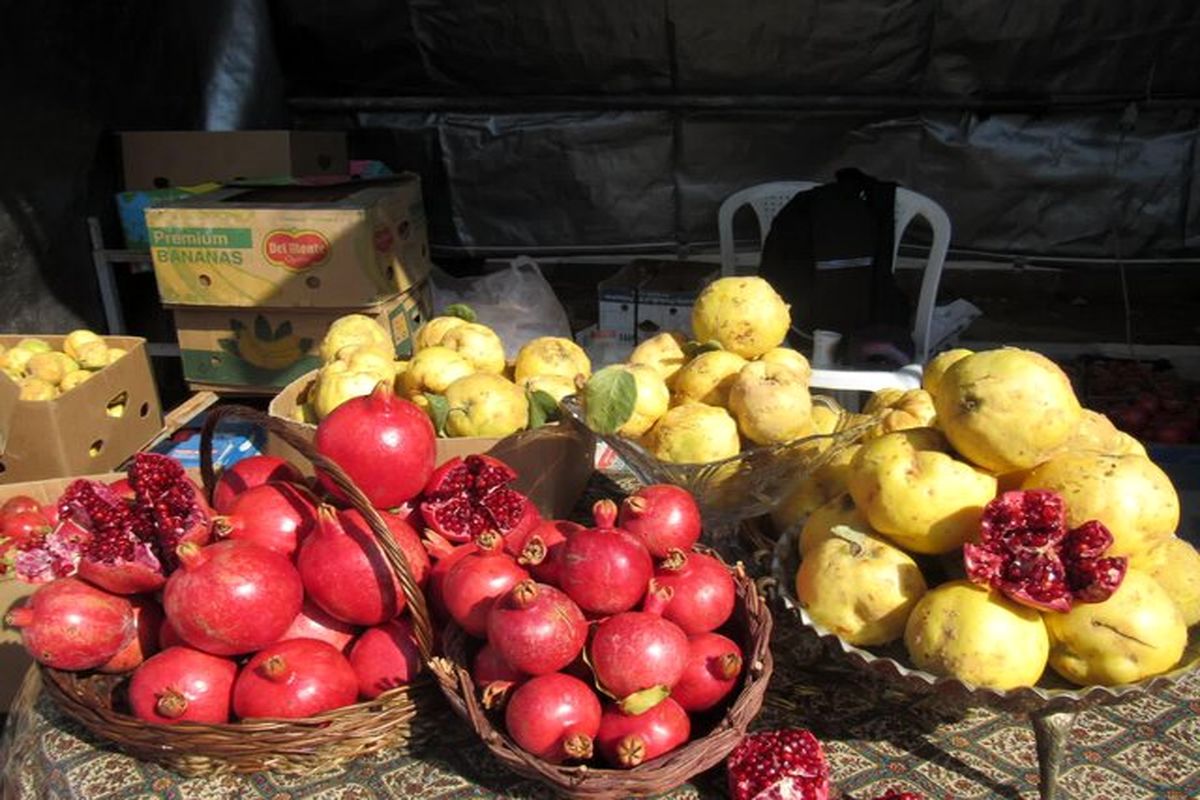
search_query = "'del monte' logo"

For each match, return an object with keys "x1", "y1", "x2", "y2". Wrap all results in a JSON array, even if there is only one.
[{"x1": 262, "y1": 229, "x2": 331, "y2": 272}]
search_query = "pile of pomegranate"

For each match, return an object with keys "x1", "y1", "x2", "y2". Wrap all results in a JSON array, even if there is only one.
[
  {"x1": 1, "y1": 385, "x2": 458, "y2": 724},
  {"x1": 431, "y1": 482, "x2": 750, "y2": 770}
]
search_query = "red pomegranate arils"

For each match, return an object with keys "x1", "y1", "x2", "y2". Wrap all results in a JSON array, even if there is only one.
[
  {"x1": 964, "y1": 490, "x2": 1127, "y2": 612},
  {"x1": 727, "y1": 728, "x2": 830, "y2": 800}
]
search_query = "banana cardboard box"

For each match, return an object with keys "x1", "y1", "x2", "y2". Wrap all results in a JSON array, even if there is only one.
[
  {"x1": 0, "y1": 336, "x2": 164, "y2": 484},
  {"x1": 170, "y1": 280, "x2": 432, "y2": 393},
  {"x1": 144, "y1": 174, "x2": 431, "y2": 308}
]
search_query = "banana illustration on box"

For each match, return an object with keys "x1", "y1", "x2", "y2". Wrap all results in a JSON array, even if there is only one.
[{"x1": 219, "y1": 316, "x2": 314, "y2": 371}]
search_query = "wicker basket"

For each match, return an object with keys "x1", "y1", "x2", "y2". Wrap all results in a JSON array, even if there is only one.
[
  {"x1": 39, "y1": 404, "x2": 443, "y2": 776},
  {"x1": 429, "y1": 552, "x2": 773, "y2": 799}
]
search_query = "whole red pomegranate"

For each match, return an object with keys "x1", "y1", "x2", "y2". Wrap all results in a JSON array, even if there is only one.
[
  {"x1": 6, "y1": 578, "x2": 134, "y2": 670},
  {"x1": 12, "y1": 454, "x2": 212, "y2": 593},
  {"x1": 99, "y1": 596, "x2": 164, "y2": 674},
  {"x1": 1, "y1": 495, "x2": 41, "y2": 516},
  {"x1": 504, "y1": 672, "x2": 602, "y2": 763},
  {"x1": 644, "y1": 549, "x2": 736, "y2": 634},
  {"x1": 348, "y1": 616, "x2": 422, "y2": 699},
  {"x1": 472, "y1": 642, "x2": 528, "y2": 709},
  {"x1": 596, "y1": 697, "x2": 691, "y2": 768},
  {"x1": 487, "y1": 580, "x2": 588, "y2": 676},
  {"x1": 128, "y1": 646, "x2": 238, "y2": 724},
  {"x1": 1, "y1": 510, "x2": 51, "y2": 546},
  {"x1": 512, "y1": 519, "x2": 583, "y2": 586},
  {"x1": 211, "y1": 455, "x2": 304, "y2": 514},
  {"x1": 618, "y1": 485, "x2": 702, "y2": 558},
  {"x1": 216, "y1": 482, "x2": 318, "y2": 558},
  {"x1": 343, "y1": 507, "x2": 430, "y2": 586},
  {"x1": 314, "y1": 384, "x2": 436, "y2": 508},
  {"x1": 419, "y1": 454, "x2": 540, "y2": 545},
  {"x1": 276, "y1": 599, "x2": 359, "y2": 652},
  {"x1": 557, "y1": 500, "x2": 653, "y2": 617},
  {"x1": 671, "y1": 632, "x2": 743, "y2": 712},
  {"x1": 296, "y1": 507, "x2": 404, "y2": 626},
  {"x1": 163, "y1": 540, "x2": 303, "y2": 656},
  {"x1": 964, "y1": 490, "x2": 1127, "y2": 612},
  {"x1": 442, "y1": 532, "x2": 529, "y2": 637},
  {"x1": 424, "y1": 531, "x2": 478, "y2": 623},
  {"x1": 233, "y1": 638, "x2": 360, "y2": 719},
  {"x1": 727, "y1": 728, "x2": 830, "y2": 800},
  {"x1": 589, "y1": 611, "x2": 689, "y2": 712}
]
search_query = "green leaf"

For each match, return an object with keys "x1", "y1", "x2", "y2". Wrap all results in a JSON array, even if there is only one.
[
  {"x1": 582, "y1": 365, "x2": 637, "y2": 435},
  {"x1": 682, "y1": 339, "x2": 724, "y2": 359},
  {"x1": 526, "y1": 389, "x2": 561, "y2": 429},
  {"x1": 423, "y1": 393, "x2": 450, "y2": 437},
  {"x1": 442, "y1": 303, "x2": 478, "y2": 323},
  {"x1": 217, "y1": 338, "x2": 241, "y2": 357},
  {"x1": 274, "y1": 320, "x2": 293, "y2": 340},
  {"x1": 254, "y1": 315, "x2": 273, "y2": 342}
]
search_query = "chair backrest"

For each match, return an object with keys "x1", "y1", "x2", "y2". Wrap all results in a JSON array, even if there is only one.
[{"x1": 716, "y1": 180, "x2": 951, "y2": 363}]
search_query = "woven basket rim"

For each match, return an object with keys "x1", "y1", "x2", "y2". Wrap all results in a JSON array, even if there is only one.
[{"x1": 428, "y1": 552, "x2": 773, "y2": 799}]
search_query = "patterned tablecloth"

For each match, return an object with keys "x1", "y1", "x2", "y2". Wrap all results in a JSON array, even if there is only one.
[{"x1": 3, "y1": 471, "x2": 1199, "y2": 800}]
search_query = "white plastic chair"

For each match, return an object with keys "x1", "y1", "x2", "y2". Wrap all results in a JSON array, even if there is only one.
[{"x1": 716, "y1": 180, "x2": 952, "y2": 370}]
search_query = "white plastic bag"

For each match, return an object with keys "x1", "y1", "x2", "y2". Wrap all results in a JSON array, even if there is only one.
[{"x1": 428, "y1": 256, "x2": 572, "y2": 359}]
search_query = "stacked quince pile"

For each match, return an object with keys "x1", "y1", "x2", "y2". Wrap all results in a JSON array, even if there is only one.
[
  {"x1": 0, "y1": 331, "x2": 126, "y2": 401},
  {"x1": 776, "y1": 347, "x2": 1198, "y2": 690},
  {"x1": 294, "y1": 309, "x2": 591, "y2": 438},
  {"x1": 583, "y1": 276, "x2": 832, "y2": 463}
]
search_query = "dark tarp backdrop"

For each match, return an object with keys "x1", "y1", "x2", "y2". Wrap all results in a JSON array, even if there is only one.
[{"x1": 1, "y1": 0, "x2": 1198, "y2": 330}]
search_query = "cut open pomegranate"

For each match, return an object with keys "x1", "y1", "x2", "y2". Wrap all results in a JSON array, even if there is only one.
[
  {"x1": 964, "y1": 490, "x2": 1127, "y2": 612},
  {"x1": 419, "y1": 454, "x2": 539, "y2": 545}
]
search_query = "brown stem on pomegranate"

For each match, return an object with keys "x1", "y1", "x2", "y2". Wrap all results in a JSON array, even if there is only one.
[
  {"x1": 642, "y1": 579, "x2": 673, "y2": 617},
  {"x1": 562, "y1": 731, "x2": 594, "y2": 761},
  {"x1": 155, "y1": 688, "x2": 189, "y2": 719},
  {"x1": 480, "y1": 680, "x2": 514, "y2": 709},
  {"x1": 211, "y1": 517, "x2": 234, "y2": 538},
  {"x1": 511, "y1": 579, "x2": 539, "y2": 608},
  {"x1": 173, "y1": 541, "x2": 207, "y2": 570},
  {"x1": 617, "y1": 734, "x2": 647, "y2": 767},
  {"x1": 592, "y1": 499, "x2": 619, "y2": 528},
  {"x1": 475, "y1": 530, "x2": 503, "y2": 552},
  {"x1": 4, "y1": 607, "x2": 33, "y2": 628},
  {"x1": 259, "y1": 654, "x2": 293, "y2": 683},
  {"x1": 518, "y1": 535, "x2": 547, "y2": 567},
  {"x1": 715, "y1": 652, "x2": 743, "y2": 680},
  {"x1": 829, "y1": 524, "x2": 869, "y2": 556},
  {"x1": 660, "y1": 548, "x2": 688, "y2": 572},
  {"x1": 622, "y1": 495, "x2": 647, "y2": 517}
]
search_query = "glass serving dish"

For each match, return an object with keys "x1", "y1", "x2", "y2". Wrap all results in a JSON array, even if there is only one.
[
  {"x1": 559, "y1": 394, "x2": 872, "y2": 530},
  {"x1": 764, "y1": 521, "x2": 1200, "y2": 800}
]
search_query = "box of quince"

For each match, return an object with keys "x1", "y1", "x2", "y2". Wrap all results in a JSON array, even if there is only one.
[
  {"x1": 0, "y1": 333, "x2": 163, "y2": 483},
  {"x1": 266, "y1": 307, "x2": 595, "y2": 517}
]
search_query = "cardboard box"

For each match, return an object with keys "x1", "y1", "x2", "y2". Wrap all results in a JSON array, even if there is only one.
[
  {"x1": 120, "y1": 131, "x2": 347, "y2": 190},
  {"x1": 0, "y1": 337, "x2": 164, "y2": 484},
  {"x1": 170, "y1": 281, "x2": 432, "y2": 394},
  {"x1": 145, "y1": 176, "x2": 431, "y2": 308},
  {"x1": 115, "y1": 183, "x2": 221, "y2": 250},
  {"x1": 598, "y1": 259, "x2": 718, "y2": 344},
  {"x1": 266, "y1": 371, "x2": 597, "y2": 520}
]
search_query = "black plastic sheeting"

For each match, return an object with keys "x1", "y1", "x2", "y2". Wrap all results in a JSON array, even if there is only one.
[
  {"x1": 274, "y1": 0, "x2": 1200, "y2": 259},
  {"x1": 2, "y1": 0, "x2": 1200, "y2": 332}
]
